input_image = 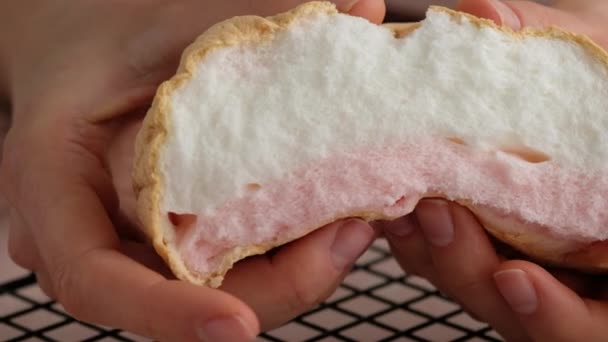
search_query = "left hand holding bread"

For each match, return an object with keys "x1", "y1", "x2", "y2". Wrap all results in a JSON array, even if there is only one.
[{"x1": 0, "y1": 1, "x2": 385, "y2": 341}]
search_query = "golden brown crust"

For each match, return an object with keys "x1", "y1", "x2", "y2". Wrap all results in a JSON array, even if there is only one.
[
  {"x1": 430, "y1": 6, "x2": 608, "y2": 66},
  {"x1": 467, "y1": 205, "x2": 580, "y2": 264},
  {"x1": 469, "y1": 205, "x2": 608, "y2": 273},
  {"x1": 133, "y1": 1, "x2": 608, "y2": 287},
  {"x1": 382, "y1": 22, "x2": 421, "y2": 38},
  {"x1": 133, "y1": 1, "x2": 341, "y2": 286}
]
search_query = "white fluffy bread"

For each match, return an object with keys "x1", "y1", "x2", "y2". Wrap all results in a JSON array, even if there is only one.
[{"x1": 133, "y1": 1, "x2": 608, "y2": 288}]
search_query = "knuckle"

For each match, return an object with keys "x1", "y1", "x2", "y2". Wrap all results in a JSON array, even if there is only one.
[
  {"x1": 7, "y1": 220, "x2": 36, "y2": 269},
  {"x1": 395, "y1": 254, "x2": 434, "y2": 280},
  {"x1": 395, "y1": 259, "x2": 417, "y2": 275},
  {"x1": 452, "y1": 298, "x2": 485, "y2": 322},
  {"x1": 141, "y1": 304, "x2": 162, "y2": 340},
  {"x1": 7, "y1": 234, "x2": 25, "y2": 266},
  {"x1": 35, "y1": 271, "x2": 57, "y2": 300},
  {"x1": 6, "y1": 246, "x2": 29, "y2": 270},
  {"x1": 286, "y1": 277, "x2": 327, "y2": 314},
  {"x1": 0, "y1": 129, "x2": 37, "y2": 205},
  {"x1": 449, "y1": 277, "x2": 488, "y2": 301},
  {"x1": 0, "y1": 137, "x2": 19, "y2": 198},
  {"x1": 51, "y1": 260, "x2": 86, "y2": 319},
  {"x1": 411, "y1": 260, "x2": 434, "y2": 277}
]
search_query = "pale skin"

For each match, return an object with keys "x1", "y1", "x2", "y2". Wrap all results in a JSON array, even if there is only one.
[{"x1": 1, "y1": 0, "x2": 607, "y2": 341}]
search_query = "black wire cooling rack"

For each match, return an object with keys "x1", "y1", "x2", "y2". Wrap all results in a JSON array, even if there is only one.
[{"x1": 1, "y1": 239, "x2": 503, "y2": 342}]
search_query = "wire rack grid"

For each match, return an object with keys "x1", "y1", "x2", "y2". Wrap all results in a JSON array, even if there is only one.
[{"x1": 1, "y1": 239, "x2": 503, "y2": 342}]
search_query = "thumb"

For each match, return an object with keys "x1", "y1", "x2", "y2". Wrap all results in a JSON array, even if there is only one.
[
  {"x1": 457, "y1": 0, "x2": 589, "y2": 32},
  {"x1": 347, "y1": 0, "x2": 386, "y2": 24},
  {"x1": 247, "y1": 0, "x2": 386, "y2": 23},
  {"x1": 493, "y1": 260, "x2": 608, "y2": 341}
]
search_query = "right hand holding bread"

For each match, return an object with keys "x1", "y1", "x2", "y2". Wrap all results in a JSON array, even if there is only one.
[{"x1": 385, "y1": 1, "x2": 608, "y2": 341}]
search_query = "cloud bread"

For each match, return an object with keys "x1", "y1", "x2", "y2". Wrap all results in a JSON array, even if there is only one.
[{"x1": 133, "y1": 1, "x2": 608, "y2": 288}]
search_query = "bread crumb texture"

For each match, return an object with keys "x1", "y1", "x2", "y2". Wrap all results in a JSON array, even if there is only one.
[{"x1": 134, "y1": 1, "x2": 608, "y2": 287}]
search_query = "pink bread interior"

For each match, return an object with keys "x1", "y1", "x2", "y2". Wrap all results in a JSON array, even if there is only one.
[{"x1": 133, "y1": 2, "x2": 608, "y2": 287}]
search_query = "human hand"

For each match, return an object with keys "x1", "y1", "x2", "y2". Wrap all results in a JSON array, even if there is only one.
[
  {"x1": 382, "y1": 1, "x2": 608, "y2": 341},
  {"x1": 385, "y1": 200, "x2": 608, "y2": 342},
  {"x1": 1, "y1": 1, "x2": 385, "y2": 341},
  {"x1": 457, "y1": 0, "x2": 608, "y2": 47}
]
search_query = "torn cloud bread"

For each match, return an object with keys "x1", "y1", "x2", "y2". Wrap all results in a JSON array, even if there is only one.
[{"x1": 133, "y1": 1, "x2": 608, "y2": 288}]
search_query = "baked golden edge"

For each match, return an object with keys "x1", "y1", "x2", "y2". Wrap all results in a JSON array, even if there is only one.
[{"x1": 133, "y1": 1, "x2": 608, "y2": 287}]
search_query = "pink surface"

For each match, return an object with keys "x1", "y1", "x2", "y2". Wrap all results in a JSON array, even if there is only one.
[{"x1": 174, "y1": 137, "x2": 608, "y2": 274}]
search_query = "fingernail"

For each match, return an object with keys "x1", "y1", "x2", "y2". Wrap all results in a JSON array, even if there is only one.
[
  {"x1": 331, "y1": 220, "x2": 374, "y2": 270},
  {"x1": 416, "y1": 200, "x2": 454, "y2": 247},
  {"x1": 333, "y1": 0, "x2": 359, "y2": 12},
  {"x1": 494, "y1": 269, "x2": 538, "y2": 315},
  {"x1": 198, "y1": 316, "x2": 257, "y2": 342},
  {"x1": 487, "y1": 0, "x2": 521, "y2": 29},
  {"x1": 385, "y1": 216, "x2": 416, "y2": 237}
]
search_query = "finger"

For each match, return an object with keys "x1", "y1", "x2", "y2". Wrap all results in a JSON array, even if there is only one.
[
  {"x1": 7, "y1": 200, "x2": 55, "y2": 300},
  {"x1": 51, "y1": 194, "x2": 258, "y2": 341},
  {"x1": 348, "y1": 0, "x2": 386, "y2": 24},
  {"x1": 119, "y1": 240, "x2": 176, "y2": 279},
  {"x1": 457, "y1": 0, "x2": 592, "y2": 32},
  {"x1": 3, "y1": 153, "x2": 259, "y2": 341},
  {"x1": 237, "y1": 0, "x2": 386, "y2": 24},
  {"x1": 106, "y1": 117, "x2": 146, "y2": 241},
  {"x1": 414, "y1": 200, "x2": 528, "y2": 341},
  {"x1": 7, "y1": 209, "x2": 41, "y2": 271},
  {"x1": 549, "y1": 268, "x2": 603, "y2": 299},
  {"x1": 34, "y1": 269, "x2": 56, "y2": 300},
  {"x1": 53, "y1": 247, "x2": 259, "y2": 341},
  {"x1": 494, "y1": 260, "x2": 608, "y2": 341},
  {"x1": 383, "y1": 214, "x2": 438, "y2": 283},
  {"x1": 221, "y1": 219, "x2": 376, "y2": 331}
]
